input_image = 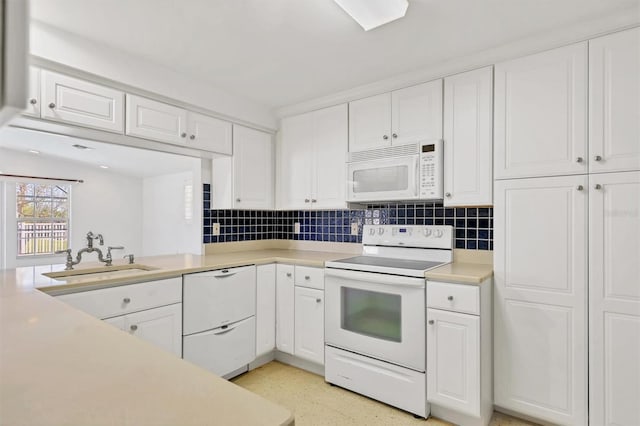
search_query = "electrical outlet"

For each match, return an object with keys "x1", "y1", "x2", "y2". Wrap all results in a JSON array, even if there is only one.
[
  {"x1": 294, "y1": 222, "x2": 301, "y2": 234},
  {"x1": 212, "y1": 223, "x2": 220, "y2": 236},
  {"x1": 351, "y1": 222, "x2": 359, "y2": 235}
]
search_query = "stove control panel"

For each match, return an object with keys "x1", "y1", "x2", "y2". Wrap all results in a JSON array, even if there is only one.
[{"x1": 362, "y1": 225, "x2": 453, "y2": 249}]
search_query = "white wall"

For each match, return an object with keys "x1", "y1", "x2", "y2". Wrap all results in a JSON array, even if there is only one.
[
  {"x1": 142, "y1": 167, "x2": 202, "y2": 257},
  {"x1": 30, "y1": 22, "x2": 277, "y2": 131},
  {"x1": 0, "y1": 148, "x2": 143, "y2": 268}
]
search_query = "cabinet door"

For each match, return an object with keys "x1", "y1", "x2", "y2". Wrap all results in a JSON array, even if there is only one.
[
  {"x1": 125, "y1": 94, "x2": 187, "y2": 145},
  {"x1": 41, "y1": 70, "x2": 124, "y2": 133},
  {"x1": 294, "y1": 286, "x2": 324, "y2": 365},
  {"x1": 391, "y1": 80, "x2": 443, "y2": 145},
  {"x1": 233, "y1": 125, "x2": 273, "y2": 209},
  {"x1": 186, "y1": 112, "x2": 232, "y2": 155},
  {"x1": 494, "y1": 175, "x2": 588, "y2": 425},
  {"x1": 589, "y1": 171, "x2": 640, "y2": 426},
  {"x1": 494, "y1": 43, "x2": 588, "y2": 179},
  {"x1": 443, "y1": 67, "x2": 493, "y2": 206},
  {"x1": 348, "y1": 93, "x2": 391, "y2": 152},
  {"x1": 311, "y1": 104, "x2": 348, "y2": 209},
  {"x1": 23, "y1": 66, "x2": 40, "y2": 117},
  {"x1": 125, "y1": 303, "x2": 182, "y2": 357},
  {"x1": 275, "y1": 264, "x2": 295, "y2": 355},
  {"x1": 256, "y1": 264, "x2": 276, "y2": 357},
  {"x1": 427, "y1": 308, "x2": 480, "y2": 416},
  {"x1": 278, "y1": 112, "x2": 312, "y2": 209},
  {"x1": 589, "y1": 27, "x2": 640, "y2": 173}
]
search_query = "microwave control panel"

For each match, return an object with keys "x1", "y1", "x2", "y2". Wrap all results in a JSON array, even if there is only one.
[{"x1": 419, "y1": 139, "x2": 444, "y2": 199}]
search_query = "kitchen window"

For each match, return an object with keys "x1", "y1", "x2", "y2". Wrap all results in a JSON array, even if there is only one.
[{"x1": 16, "y1": 182, "x2": 70, "y2": 256}]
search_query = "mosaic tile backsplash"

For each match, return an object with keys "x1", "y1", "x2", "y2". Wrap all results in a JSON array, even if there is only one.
[{"x1": 203, "y1": 184, "x2": 493, "y2": 250}]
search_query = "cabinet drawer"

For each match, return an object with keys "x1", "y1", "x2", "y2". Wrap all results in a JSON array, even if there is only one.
[
  {"x1": 294, "y1": 265, "x2": 324, "y2": 290},
  {"x1": 427, "y1": 281, "x2": 479, "y2": 315},
  {"x1": 57, "y1": 278, "x2": 182, "y2": 319}
]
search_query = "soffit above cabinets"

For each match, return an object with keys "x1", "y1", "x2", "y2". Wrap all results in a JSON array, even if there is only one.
[{"x1": 30, "y1": 0, "x2": 639, "y2": 109}]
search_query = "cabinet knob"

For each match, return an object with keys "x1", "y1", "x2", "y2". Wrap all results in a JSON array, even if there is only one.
[
  {"x1": 382, "y1": 135, "x2": 389, "y2": 140},
  {"x1": 189, "y1": 135, "x2": 195, "y2": 140},
  {"x1": 316, "y1": 298, "x2": 321, "y2": 303},
  {"x1": 29, "y1": 98, "x2": 37, "y2": 105},
  {"x1": 447, "y1": 295, "x2": 454, "y2": 301},
  {"x1": 392, "y1": 133, "x2": 398, "y2": 139},
  {"x1": 594, "y1": 155, "x2": 602, "y2": 162},
  {"x1": 311, "y1": 199, "x2": 317, "y2": 203},
  {"x1": 594, "y1": 184, "x2": 602, "y2": 190},
  {"x1": 286, "y1": 272, "x2": 292, "y2": 278},
  {"x1": 576, "y1": 185, "x2": 584, "y2": 191},
  {"x1": 305, "y1": 275, "x2": 310, "y2": 280},
  {"x1": 445, "y1": 192, "x2": 451, "y2": 198},
  {"x1": 48, "y1": 102, "x2": 56, "y2": 109},
  {"x1": 130, "y1": 324, "x2": 138, "y2": 331},
  {"x1": 576, "y1": 157, "x2": 583, "y2": 163},
  {"x1": 304, "y1": 199, "x2": 310, "y2": 203},
  {"x1": 236, "y1": 198, "x2": 241, "y2": 202},
  {"x1": 428, "y1": 320, "x2": 434, "y2": 325},
  {"x1": 181, "y1": 132, "x2": 187, "y2": 138},
  {"x1": 123, "y1": 297, "x2": 131, "y2": 303}
]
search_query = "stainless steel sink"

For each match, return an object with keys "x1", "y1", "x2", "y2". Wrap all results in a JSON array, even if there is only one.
[{"x1": 43, "y1": 264, "x2": 159, "y2": 281}]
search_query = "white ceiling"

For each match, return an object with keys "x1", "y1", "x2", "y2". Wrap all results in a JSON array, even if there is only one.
[
  {"x1": 0, "y1": 128, "x2": 199, "y2": 178},
  {"x1": 31, "y1": 0, "x2": 640, "y2": 109}
]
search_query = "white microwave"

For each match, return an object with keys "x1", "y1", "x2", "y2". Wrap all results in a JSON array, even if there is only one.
[{"x1": 346, "y1": 140, "x2": 443, "y2": 203}]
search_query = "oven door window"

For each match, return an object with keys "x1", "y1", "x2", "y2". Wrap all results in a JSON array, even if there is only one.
[
  {"x1": 352, "y1": 165, "x2": 409, "y2": 193},
  {"x1": 340, "y1": 287, "x2": 401, "y2": 342}
]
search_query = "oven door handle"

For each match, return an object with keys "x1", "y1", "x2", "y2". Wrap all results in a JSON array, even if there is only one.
[{"x1": 324, "y1": 268, "x2": 425, "y2": 288}]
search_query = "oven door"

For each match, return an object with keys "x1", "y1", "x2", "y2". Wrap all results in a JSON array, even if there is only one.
[
  {"x1": 324, "y1": 268, "x2": 425, "y2": 371},
  {"x1": 346, "y1": 155, "x2": 419, "y2": 202}
]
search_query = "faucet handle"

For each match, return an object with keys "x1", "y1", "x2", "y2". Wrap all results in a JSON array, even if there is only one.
[
  {"x1": 55, "y1": 249, "x2": 75, "y2": 271},
  {"x1": 123, "y1": 254, "x2": 135, "y2": 264},
  {"x1": 105, "y1": 246, "x2": 125, "y2": 266}
]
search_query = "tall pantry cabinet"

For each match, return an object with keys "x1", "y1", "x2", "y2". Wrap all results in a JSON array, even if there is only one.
[{"x1": 494, "y1": 27, "x2": 639, "y2": 426}]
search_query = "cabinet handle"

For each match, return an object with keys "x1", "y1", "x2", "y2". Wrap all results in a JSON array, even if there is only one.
[
  {"x1": 236, "y1": 198, "x2": 241, "y2": 202},
  {"x1": 445, "y1": 192, "x2": 451, "y2": 198},
  {"x1": 181, "y1": 132, "x2": 187, "y2": 138},
  {"x1": 382, "y1": 135, "x2": 389, "y2": 140},
  {"x1": 190, "y1": 135, "x2": 195, "y2": 140},
  {"x1": 576, "y1": 185, "x2": 584, "y2": 191},
  {"x1": 48, "y1": 102, "x2": 56, "y2": 109},
  {"x1": 594, "y1": 155, "x2": 602, "y2": 162},
  {"x1": 286, "y1": 272, "x2": 292, "y2": 278},
  {"x1": 130, "y1": 324, "x2": 138, "y2": 331},
  {"x1": 576, "y1": 157, "x2": 583, "y2": 163},
  {"x1": 594, "y1": 184, "x2": 602, "y2": 190},
  {"x1": 428, "y1": 320, "x2": 434, "y2": 325},
  {"x1": 311, "y1": 199, "x2": 317, "y2": 203},
  {"x1": 29, "y1": 98, "x2": 37, "y2": 105},
  {"x1": 304, "y1": 199, "x2": 310, "y2": 203},
  {"x1": 447, "y1": 295, "x2": 454, "y2": 301},
  {"x1": 392, "y1": 133, "x2": 398, "y2": 139},
  {"x1": 316, "y1": 298, "x2": 321, "y2": 303},
  {"x1": 305, "y1": 275, "x2": 310, "y2": 280},
  {"x1": 123, "y1": 297, "x2": 131, "y2": 303}
]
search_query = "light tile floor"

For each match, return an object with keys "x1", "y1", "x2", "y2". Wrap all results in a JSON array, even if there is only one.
[{"x1": 232, "y1": 361, "x2": 539, "y2": 426}]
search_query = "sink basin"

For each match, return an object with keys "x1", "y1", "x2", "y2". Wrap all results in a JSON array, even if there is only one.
[{"x1": 43, "y1": 264, "x2": 159, "y2": 280}]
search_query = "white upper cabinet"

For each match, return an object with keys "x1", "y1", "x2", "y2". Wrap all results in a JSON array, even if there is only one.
[
  {"x1": 42, "y1": 70, "x2": 125, "y2": 133},
  {"x1": 279, "y1": 104, "x2": 348, "y2": 210},
  {"x1": 494, "y1": 175, "x2": 588, "y2": 425},
  {"x1": 348, "y1": 81, "x2": 443, "y2": 153},
  {"x1": 494, "y1": 43, "x2": 588, "y2": 179},
  {"x1": 231, "y1": 125, "x2": 274, "y2": 209},
  {"x1": 125, "y1": 94, "x2": 187, "y2": 144},
  {"x1": 391, "y1": 80, "x2": 443, "y2": 145},
  {"x1": 186, "y1": 112, "x2": 233, "y2": 155},
  {"x1": 349, "y1": 93, "x2": 391, "y2": 152},
  {"x1": 443, "y1": 66, "x2": 493, "y2": 206},
  {"x1": 24, "y1": 67, "x2": 40, "y2": 117},
  {"x1": 589, "y1": 27, "x2": 640, "y2": 173},
  {"x1": 589, "y1": 171, "x2": 640, "y2": 426}
]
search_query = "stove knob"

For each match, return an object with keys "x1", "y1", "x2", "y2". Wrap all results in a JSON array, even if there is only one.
[
  {"x1": 434, "y1": 230, "x2": 443, "y2": 238},
  {"x1": 378, "y1": 227, "x2": 384, "y2": 235},
  {"x1": 369, "y1": 228, "x2": 375, "y2": 236},
  {"x1": 423, "y1": 228, "x2": 432, "y2": 237}
]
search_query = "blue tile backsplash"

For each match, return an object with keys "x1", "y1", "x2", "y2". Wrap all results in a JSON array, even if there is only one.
[{"x1": 203, "y1": 184, "x2": 493, "y2": 250}]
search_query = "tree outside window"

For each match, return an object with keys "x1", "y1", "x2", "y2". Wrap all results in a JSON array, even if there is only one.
[{"x1": 16, "y1": 183, "x2": 70, "y2": 256}]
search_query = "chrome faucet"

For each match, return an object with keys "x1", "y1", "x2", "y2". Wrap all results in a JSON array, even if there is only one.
[{"x1": 55, "y1": 231, "x2": 125, "y2": 270}]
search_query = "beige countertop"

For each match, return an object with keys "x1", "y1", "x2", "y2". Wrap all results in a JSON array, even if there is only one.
[
  {"x1": 0, "y1": 249, "x2": 353, "y2": 426},
  {"x1": 424, "y1": 262, "x2": 494, "y2": 284}
]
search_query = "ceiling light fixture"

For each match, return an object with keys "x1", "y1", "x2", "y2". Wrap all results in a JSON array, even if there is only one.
[
  {"x1": 28, "y1": 149, "x2": 40, "y2": 155},
  {"x1": 334, "y1": 0, "x2": 408, "y2": 31}
]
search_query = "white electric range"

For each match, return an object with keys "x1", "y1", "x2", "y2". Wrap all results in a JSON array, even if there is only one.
[{"x1": 324, "y1": 224, "x2": 453, "y2": 418}]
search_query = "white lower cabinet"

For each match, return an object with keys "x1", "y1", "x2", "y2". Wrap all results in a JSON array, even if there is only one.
[
  {"x1": 256, "y1": 264, "x2": 276, "y2": 357},
  {"x1": 294, "y1": 286, "x2": 324, "y2": 365},
  {"x1": 106, "y1": 303, "x2": 182, "y2": 357},
  {"x1": 427, "y1": 280, "x2": 492, "y2": 426},
  {"x1": 276, "y1": 264, "x2": 295, "y2": 354}
]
